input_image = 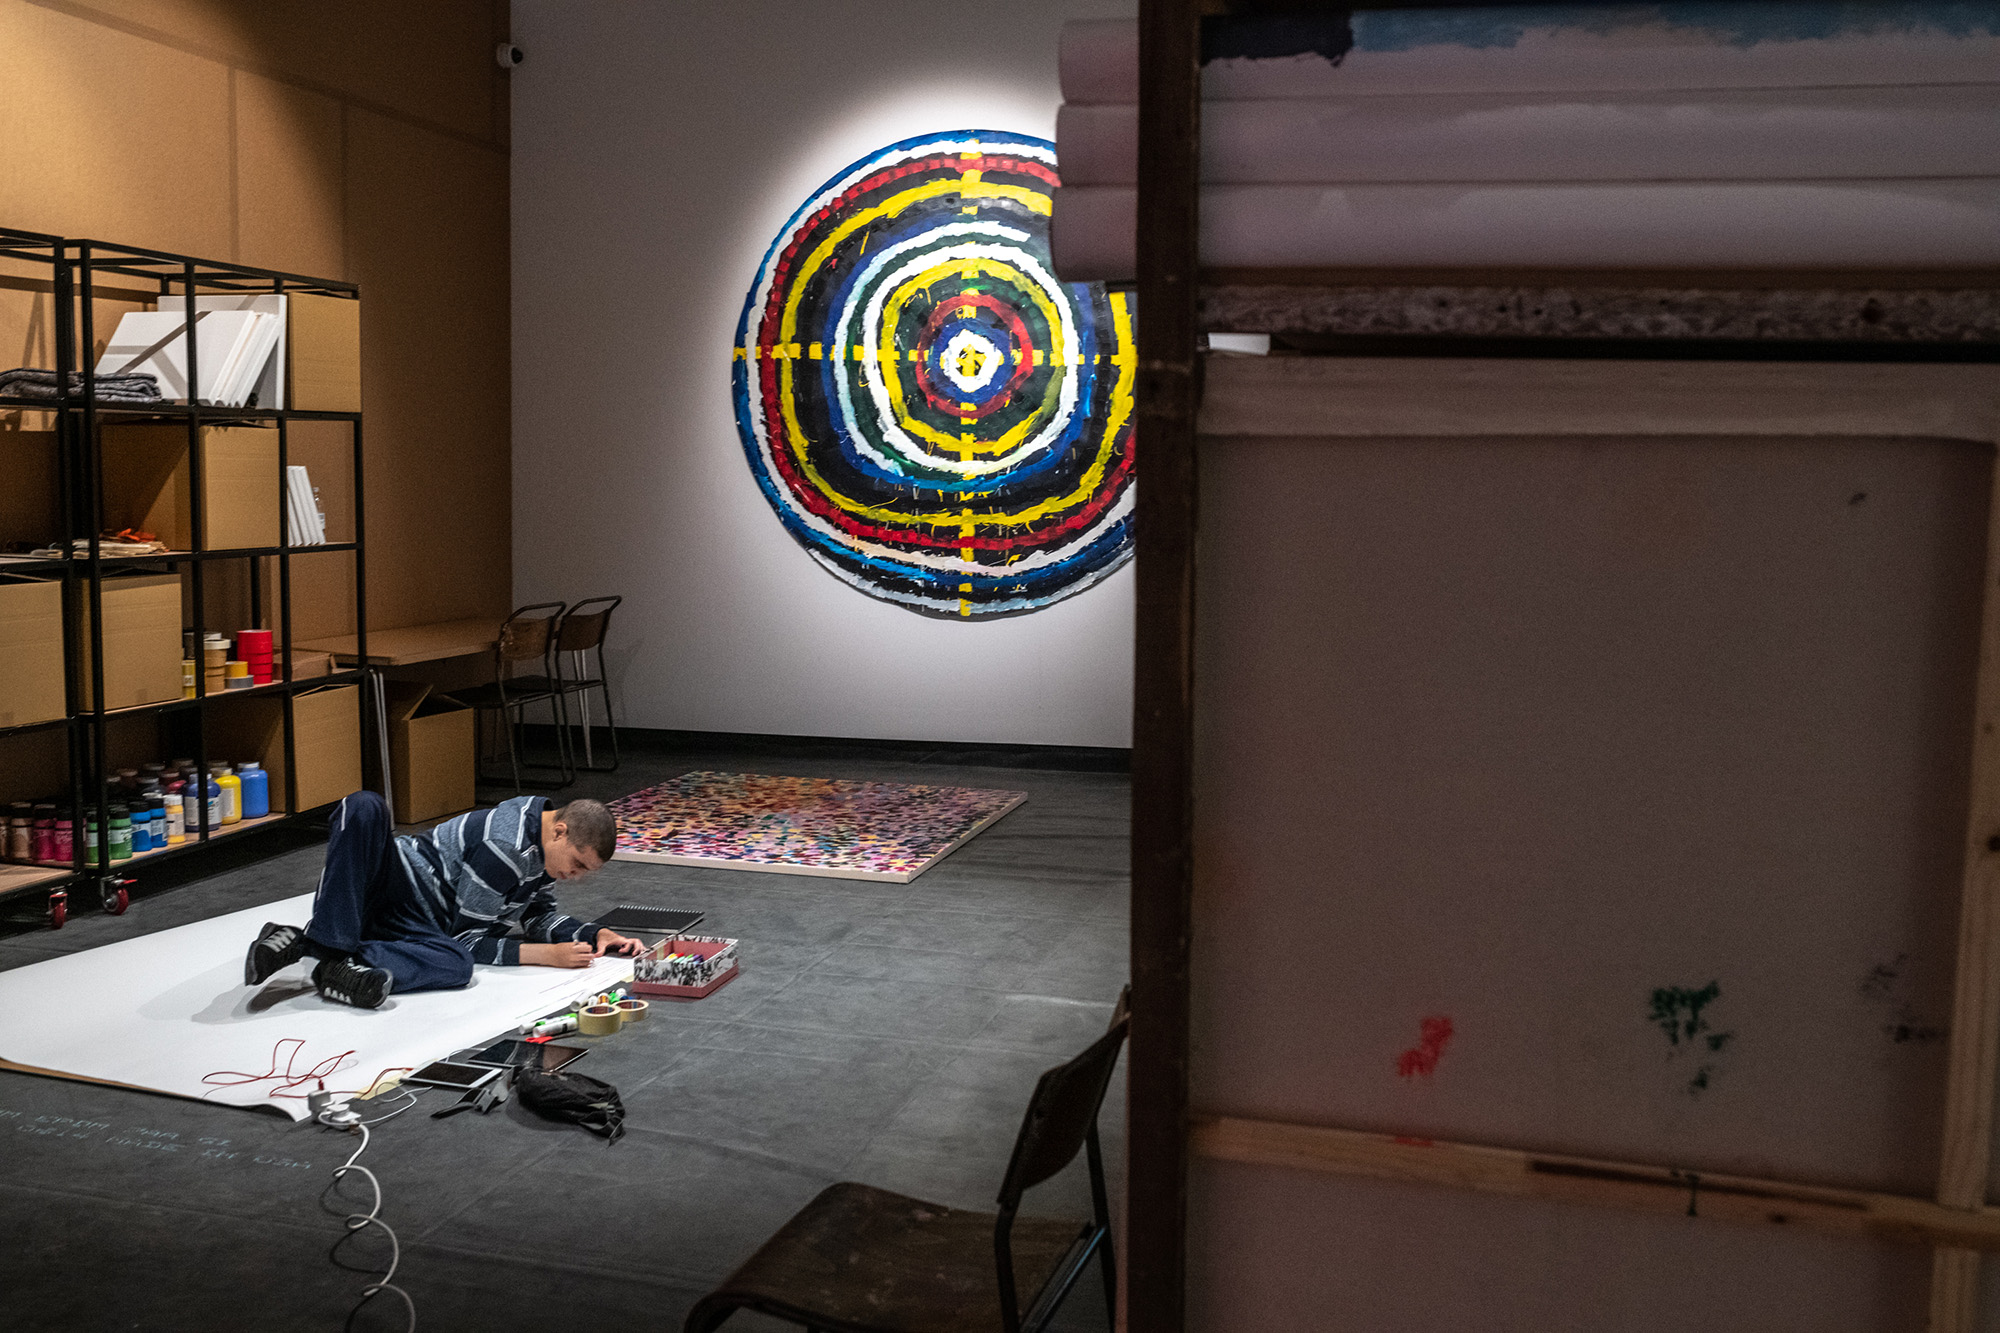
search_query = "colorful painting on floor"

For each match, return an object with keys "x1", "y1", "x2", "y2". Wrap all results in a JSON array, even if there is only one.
[
  {"x1": 607, "y1": 772, "x2": 1028, "y2": 882},
  {"x1": 732, "y1": 130, "x2": 1136, "y2": 619}
]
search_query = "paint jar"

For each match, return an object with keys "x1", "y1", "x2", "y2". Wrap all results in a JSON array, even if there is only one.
[
  {"x1": 130, "y1": 805, "x2": 150, "y2": 854},
  {"x1": 211, "y1": 765, "x2": 240, "y2": 825},
  {"x1": 237, "y1": 762, "x2": 270, "y2": 819},
  {"x1": 82, "y1": 813, "x2": 99, "y2": 865},
  {"x1": 31, "y1": 803, "x2": 56, "y2": 863},
  {"x1": 116, "y1": 767, "x2": 140, "y2": 793},
  {"x1": 147, "y1": 793, "x2": 166, "y2": 847},
  {"x1": 163, "y1": 785, "x2": 185, "y2": 845},
  {"x1": 50, "y1": 809, "x2": 72, "y2": 865},
  {"x1": 5, "y1": 802, "x2": 29, "y2": 862},
  {"x1": 142, "y1": 761, "x2": 165, "y2": 784},
  {"x1": 107, "y1": 805, "x2": 133, "y2": 861},
  {"x1": 182, "y1": 658, "x2": 197, "y2": 699}
]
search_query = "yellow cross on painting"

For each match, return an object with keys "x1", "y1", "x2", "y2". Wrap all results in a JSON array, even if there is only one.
[{"x1": 953, "y1": 342, "x2": 988, "y2": 381}]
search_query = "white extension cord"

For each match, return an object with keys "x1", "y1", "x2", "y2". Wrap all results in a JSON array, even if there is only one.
[{"x1": 316, "y1": 1100, "x2": 419, "y2": 1332}]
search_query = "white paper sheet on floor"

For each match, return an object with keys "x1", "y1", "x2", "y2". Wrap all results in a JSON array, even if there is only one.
[{"x1": 0, "y1": 892, "x2": 633, "y2": 1121}]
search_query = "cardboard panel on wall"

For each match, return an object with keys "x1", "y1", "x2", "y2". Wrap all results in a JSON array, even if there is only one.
[
  {"x1": 287, "y1": 419, "x2": 356, "y2": 544},
  {"x1": 74, "y1": 0, "x2": 506, "y2": 147},
  {"x1": 344, "y1": 106, "x2": 509, "y2": 631},
  {"x1": 232, "y1": 69, "x2": 345, "y2": 281},
  {"x1": 281, "y1": 548, "x2": 358, "y2": 644},
  {"x1": 0, "y1": 429, "x2": 58, "y2": 549},
  {"x1": 0, "y1": 0, "x2": 234, "y2": 255}
]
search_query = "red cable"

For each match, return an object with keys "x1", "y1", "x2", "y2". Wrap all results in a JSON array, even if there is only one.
[{"x1": 203, "y1": 1037, "x2": 357, "y2": 1100}]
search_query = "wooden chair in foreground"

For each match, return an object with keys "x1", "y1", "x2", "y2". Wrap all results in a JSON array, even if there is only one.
[{"x1": 683, "y1": 992, "x2": 1130, "y2": 1333}]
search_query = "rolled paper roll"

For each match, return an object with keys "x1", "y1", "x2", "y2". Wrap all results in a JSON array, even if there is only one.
[
  {"x1": 613, "y1": 998, "x2": 648, "y2": 1022},
  {"x1": 577, "y1": 1004, "x2": 622, "y2": 1036},
  {"x1": 225, "y1": 660, "x2": 250, "y2": 677}
]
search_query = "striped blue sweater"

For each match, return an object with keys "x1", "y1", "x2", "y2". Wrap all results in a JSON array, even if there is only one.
[{"x1": 395, "y1": 796, "x2": 603, "y2": 965}]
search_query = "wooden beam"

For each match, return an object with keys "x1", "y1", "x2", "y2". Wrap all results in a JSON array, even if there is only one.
[
  {"x1": 1128, "y1": 0, "x2": 1203, "y2": 1330},
  {"x1": 1930, "y1": 454, "x2": 2000, "y2": 1329},
  {"x1": 1191, "y1": 1117, "x2": 2000, "y2": 1253}
]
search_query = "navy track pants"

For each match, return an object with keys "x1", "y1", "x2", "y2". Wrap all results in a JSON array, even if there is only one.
[{"x1": 304, "y1": 791, "x2": 474, "y2": 993}]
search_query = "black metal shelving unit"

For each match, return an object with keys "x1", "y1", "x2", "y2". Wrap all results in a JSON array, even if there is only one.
[{"x1": 0, "y1": 226, "x2": 368, "y2": 926}]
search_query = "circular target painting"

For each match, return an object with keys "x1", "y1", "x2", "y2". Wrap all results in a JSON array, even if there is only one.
[{"x1": 731, "y1": 131, "x2": 1135, "y2": 619}]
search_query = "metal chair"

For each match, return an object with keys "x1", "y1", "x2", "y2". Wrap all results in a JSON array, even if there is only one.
[
  {"x1": 683, "y1": 992, "x2": 1129, "y2": 1333},
  {"x1": 450, "y1": 602, "x2": 571, "y2": 793},
  {"x1": 552, "y1": 595, "x2": 621, "y2": 772}
]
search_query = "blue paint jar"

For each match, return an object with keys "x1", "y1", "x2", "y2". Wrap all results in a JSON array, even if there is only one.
[{"x1": 238, "y1": 762, "x2": 270, "y2": 820}]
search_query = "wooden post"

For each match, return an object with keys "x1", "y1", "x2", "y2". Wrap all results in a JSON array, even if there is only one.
[
  {"x1": 1932, "y1": 459, "x2": 2000, "y2": 1330},
  {"x1": 1128, "y1": 0, "x2": 1203, "y2": 1329}
]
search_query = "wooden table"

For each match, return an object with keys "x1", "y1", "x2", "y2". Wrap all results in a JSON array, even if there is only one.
[
  {"x1": 296, "y1": 617, "x2": 499, "y2": 815},
  {"x1": 296, "y1": 617, "x2": 499, "y2": 668}
]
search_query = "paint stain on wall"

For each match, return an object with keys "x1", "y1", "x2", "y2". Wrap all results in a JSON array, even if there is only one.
[
  {"x1": 1397, "y1": 1015, "x2": 1454, "y2": 1078},
  {"x1": 1860, "y1": 954, "x2": 1948, "y2": 1046},
  {"x1": 1648, "y1": 981, "x2": 1733, "y2": 1096}
]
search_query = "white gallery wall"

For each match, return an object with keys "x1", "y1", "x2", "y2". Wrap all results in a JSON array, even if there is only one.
[{"x1": 509, "y1": 0, "x2": 1136, "y2": 746}]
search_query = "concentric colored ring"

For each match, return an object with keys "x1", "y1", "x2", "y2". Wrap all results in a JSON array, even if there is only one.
[{"x1": 731, "y1": 131, "x2": 1136, "y2": 619}]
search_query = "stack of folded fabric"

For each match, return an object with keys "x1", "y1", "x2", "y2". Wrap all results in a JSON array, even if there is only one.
[{"x1": 0, "y1": 368, "x2": 163, "y2": 403}]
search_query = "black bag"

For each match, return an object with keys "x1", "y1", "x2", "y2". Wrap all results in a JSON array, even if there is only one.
[{"x1": 515, "y1": 1068, "x2": 625, "y2": 1143}]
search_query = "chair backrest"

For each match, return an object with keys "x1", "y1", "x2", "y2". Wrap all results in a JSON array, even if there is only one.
[
  {"x1": 995, "y1": 1004, "x2": 1129, "y2": 1211},
  {"x1": 557, "y1": 596, "x2": 621, "y2": 653},
  {"x1": 496, "y1": 603, "x2": 565, "y2": 671}
]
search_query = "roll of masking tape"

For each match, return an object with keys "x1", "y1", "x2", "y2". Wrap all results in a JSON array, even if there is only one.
[
  {"x1": 578, "y1": 1004, "x2": 622, "y2": 1036},
  {"x1": 613, "y1": 998, "x2": 648, "y2": 1023}
]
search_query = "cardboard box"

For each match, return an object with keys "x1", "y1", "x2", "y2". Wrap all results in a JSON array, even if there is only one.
[
  {"x1": 206, "y1": 684, "x2": 362, "y2": 814},
  {"x1": 0, "y1": 578, "x2": 65, "y2": 728},
  {"x1": 384, "y1": 681, "x2": 475, "y2": 825},
  {"x1": 101, "y1": 425, "x2": 280, "y2": 552},
  {"x1": 76, "y1": 574, "x2": 183, "y2": 710},
  {"x1": 288, "y1": 293, "x2": 361, "y2": 413},
  {"x1": 284, "y1": 649, "x2": 335, "y2": 680}
]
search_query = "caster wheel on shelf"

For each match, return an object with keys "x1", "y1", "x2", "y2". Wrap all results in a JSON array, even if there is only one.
[
  {"x1": 47, "y1": 891, "x2": 67, "y2": 930},
  {"x1": 101, "y1": 884, "x2": 130, "y2": 916}
]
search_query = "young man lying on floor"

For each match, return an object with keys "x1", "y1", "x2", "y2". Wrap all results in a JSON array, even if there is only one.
[{"x1": 243, "y1": 791, "x2": 644, "y2": 1009}]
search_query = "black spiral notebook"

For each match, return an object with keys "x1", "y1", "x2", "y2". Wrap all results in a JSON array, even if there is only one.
[{"x1": 597, "y1": 906, "x2": 705, "y2": 934}]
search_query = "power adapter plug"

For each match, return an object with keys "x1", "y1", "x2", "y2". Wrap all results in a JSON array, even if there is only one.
[{"x1": 309, "y1": 1090, "x2": 360, "y2": 1128}]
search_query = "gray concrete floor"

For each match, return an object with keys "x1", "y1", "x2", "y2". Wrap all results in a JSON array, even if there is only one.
[{"x1": 0, "y1": 738, "x2": 1129, "y2": 1331}]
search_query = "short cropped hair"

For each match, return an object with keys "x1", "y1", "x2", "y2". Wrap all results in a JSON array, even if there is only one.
[{"x1": 554, "y1": 798, "x2": 616, "y2": 861}]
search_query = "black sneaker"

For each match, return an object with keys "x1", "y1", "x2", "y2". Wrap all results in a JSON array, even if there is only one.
[
  {"x1": 313, "y1": 957, "x2": 393, "y2": 1009},
  {"x1": 244, "y1": 922, "x2": 306, "y2": 986}
]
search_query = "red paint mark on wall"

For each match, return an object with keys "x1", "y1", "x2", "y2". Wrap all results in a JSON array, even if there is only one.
[{"x1": 1396, "y1": 1015, "x2": 1454, "y2": 1078}]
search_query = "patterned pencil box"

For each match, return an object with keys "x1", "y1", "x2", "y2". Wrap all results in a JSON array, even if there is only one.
[{"x1": 630, "y1": 935, "x2": 739, "y2": 1000}]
